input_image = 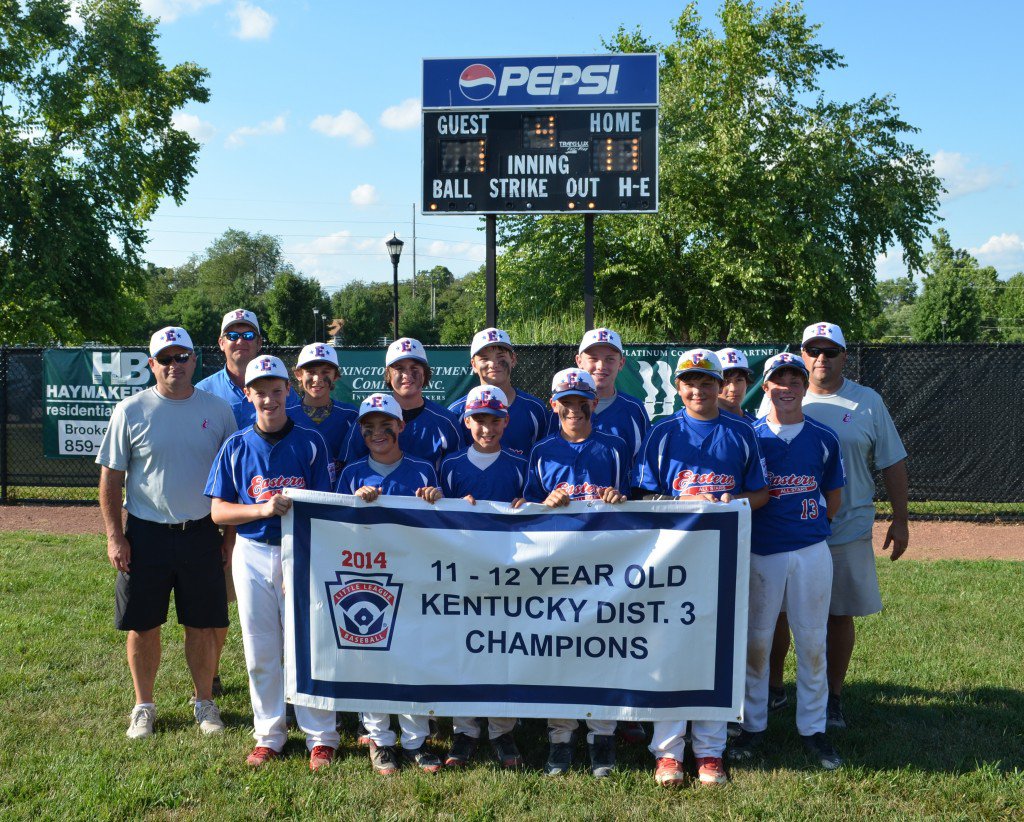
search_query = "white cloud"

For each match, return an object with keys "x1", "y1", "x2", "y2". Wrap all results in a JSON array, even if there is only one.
[
  {"x1": 874, "y1": 248, "x2": 907, "y2": 280},
  {"x1": 230, "y1": 1, "x2": 275, "y2": 40},
  {"x1": 224, "y1": 114, "x2": 286, "y2": 148},
  {"x1": 424, "y1": 239, "x2": 486, "y2": 263},
  {"x1": 172, "y1": 112, "x2": 216, "y2": 143},
  {"x1": 66, "y1": 0, "x2": 85, "y2": 29},
  {"x1": 349, "y1": 184, "x2": 379, "y2": 207},
  {"x1": 970, "y1": 233, "x2": 1024, "y2": 272},
  {"x1": 932, "y1": 150, "x2": 1003, "y2": 201},
  {"x1": 380, "y1": 98, "x2": 421, "y2": 131},
  {"x1": 140, "y1": 0, "x2": 222, "y2": 23},
  {"x1": 310, "y1": 110, "x2": 374, "y2": 147}
]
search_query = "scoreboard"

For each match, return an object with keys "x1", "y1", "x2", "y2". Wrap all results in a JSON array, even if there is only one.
[{"x1": 422, "y1": 55, "x2": 658, "y2": 215}]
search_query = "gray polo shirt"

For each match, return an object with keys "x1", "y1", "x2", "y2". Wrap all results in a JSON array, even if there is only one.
[
  {"x1": 96, "y1": 387, "x2": 236, "y2": 524},
  {"x1": 800, "y1": 379, "x2": 907, "y2": 545}
]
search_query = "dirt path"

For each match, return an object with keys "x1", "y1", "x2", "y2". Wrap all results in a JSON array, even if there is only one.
[{"x1": 0, "y1": 505, "x2": 1020, "y2": 560}]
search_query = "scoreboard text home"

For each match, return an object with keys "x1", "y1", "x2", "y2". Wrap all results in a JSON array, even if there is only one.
[{"x1": 422, "y1": 55, "x2": 659, "y2": 215}]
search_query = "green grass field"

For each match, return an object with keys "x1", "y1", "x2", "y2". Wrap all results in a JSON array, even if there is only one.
[{"x1": 1, "y1": 533, "x2": 1021, "y2": 820}]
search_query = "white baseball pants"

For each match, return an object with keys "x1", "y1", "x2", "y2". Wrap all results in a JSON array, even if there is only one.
[
  {"x1": 361, "y1": 712, "x2": 431, "y2": 749},
  {"x1": 743, "y1": 540, "x2": 832, "y2": 736},
  {"x1": 548, "y1": 718, "x2": 616, "y2": 744},
  {"x1": 453, "y1": 716, "x2": 517, "y2": 739},
  {"x1": 650, "y1": 719, "x2": 726, "y2": 761},
  {"x1": 233, "y1": 535, "x2": 339, "y2": 752}
]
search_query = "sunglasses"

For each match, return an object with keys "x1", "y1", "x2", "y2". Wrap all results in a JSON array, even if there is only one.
[
  {"x1": 154, "y1": 352, "x2": 192, "y2": 366},
  {"x1": 223, "y1": 330, "x2": 257, "y2": 341},
  {"x1": 803, "y1": 346, "x2": 843, "y2": 359}
]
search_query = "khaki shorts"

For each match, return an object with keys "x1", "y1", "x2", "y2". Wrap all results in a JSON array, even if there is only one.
[{"x1": 828, "y1": 536, "x2": 883, "y2": 616}]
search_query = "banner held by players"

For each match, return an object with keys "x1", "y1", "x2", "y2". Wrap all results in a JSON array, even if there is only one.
[{"x1": 283, "y1": 491, "x2": 751, "y2": 721}]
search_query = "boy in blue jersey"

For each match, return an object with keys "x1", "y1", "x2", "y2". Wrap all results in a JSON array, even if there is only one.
[
  {"x1": 715, "y1": 347, "x2": 758, "y2": 423},
  {"x1": 728, "y1": 353, "x2": 845, "y2": 770},
  {"x1": 522, "y1": 368, "x2": 628, "y2": 778},
  {"x1": 448, "y1": 328, "x2": 550, "y2": 456},
  {"x1": 205, "y1": 355, "x2": 339, "y2": 771},
  {"x1": 633, "y1": 349, "x2": 769, "y2": 788},
  {"x1": 341, "y1": 337, "x2": 460, "y2": 470},
  {"x1": 335, "y1": 393, "x2": 444, "y2": 775},
  {"x1": 287, "y1": 342, "x2": 357, "y2": 484},
  {"x1": 574, "y1": 327, "x2": 651, "y2": 460},
  {"x1": 438, "y1": 385, "x2": 526, "y2": 769}
]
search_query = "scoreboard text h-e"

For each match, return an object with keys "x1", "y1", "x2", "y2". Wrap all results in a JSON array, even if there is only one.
[{"x1": 422, "y1": 55, "x2": 659, "y2": 215}]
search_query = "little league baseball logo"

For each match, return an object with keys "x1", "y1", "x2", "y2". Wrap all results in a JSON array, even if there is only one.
[
  {"x1": 258, "y1": 358, "x2": 274, "y2": 372},
  {"x1": 314, "y1": 344, "x2": 328, "y2": 358},
  {"x1": 162, "y1": 329, "x2": 177, "y2": 343},
  {"x1": 325, "y1": 572, "x2": 403, "y2": 650}
]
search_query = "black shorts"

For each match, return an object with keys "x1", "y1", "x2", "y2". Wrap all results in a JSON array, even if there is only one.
[{"x1": 115, "y1": 515, "x2": 229, "y2": 631}]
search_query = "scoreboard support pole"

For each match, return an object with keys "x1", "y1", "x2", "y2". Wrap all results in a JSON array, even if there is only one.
[
  {"x1": 486, "y1": 214, "x2": 498, "y2": 326},
  {"x1": 584, "y1": 214, "x2": 595, "y2": 331}
]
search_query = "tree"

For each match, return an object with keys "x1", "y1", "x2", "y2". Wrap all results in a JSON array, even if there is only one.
[
  {"x1": 911, "y1": 230, "x2": 984, "y2": 342},
  {"x1": 195, "y1": 229, "x2": 288, "y2": 312},
  {"x1": 496, "y1": 1, "x2": 942, "y2": 341},
  {"x1": 264, "y1": 270, "x2": 330, "y2": 345},
  {"x1": 995, "y1": 272, "x2": 1024, "y2": 341},
  {"x1": 437, "y1": 267, "x2": 486, "y2": 344},
  {"x1": 0, "y1": 0, "x2": 209, "y2": 344},
  {"x1": 867, "y1": 275, "x2": 917, "y2": 341},
  {"x1": 331, "y1": 280, "x2": 392, "y2": 345}
]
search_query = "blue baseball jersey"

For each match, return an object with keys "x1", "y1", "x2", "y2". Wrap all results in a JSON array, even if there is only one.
[
  {"x1": 523, "y1": 430, "x2": 631, "y2": 503},
  {"x1": 196, "y1": 368, "x2": 300, "y2": 429},
  {"x1": 286, "y1": 399, "x2": 358, "y2": 481},
  {"x1": 751, "y1": 417, "x2": 845, "y2": 555},
  {"x1": 448, "y1": 388, "x2": 549, "y2": 456},
  {"x1": 592, "y1": 391, "x2": 650, "y2": 459},
  {"x1": 205, "y1": 421, "x2": 332, "y2": 544},
  {"x1": 340, "y1": 399, "x2": 461, "y2": 469},
  {"x1": 336, "y1": 454, "x2": 439, "y2": 497},
  {"x1": 439, "y1": 448, "x2": 528, "y2": 503},
  {"x1": 633, "y1": 412, "x2": 768, "y2": 498}
]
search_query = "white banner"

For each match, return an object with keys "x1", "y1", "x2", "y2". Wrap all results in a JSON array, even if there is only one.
[{"x1": 283, "y1": 491, "x2": 750, "y2": 721}]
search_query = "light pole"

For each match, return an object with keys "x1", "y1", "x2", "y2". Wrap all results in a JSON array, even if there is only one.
[
  {"x1": 386, "y1": 233, "x2": 404, "y2": 340},
  {"x1": 312, "y1": 307, "x2": 321, "y2": 341}
]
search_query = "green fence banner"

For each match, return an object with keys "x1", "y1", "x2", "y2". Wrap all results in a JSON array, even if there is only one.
[
  {"x1": 620, "y1": 345, "x2": 789, "y2": 422},
  {"x1": 332, "y1": 347, "x2": 476, "y2": 406},
  {"x1": 43, "y1": 349, "x2": 202, "y2": 459}
]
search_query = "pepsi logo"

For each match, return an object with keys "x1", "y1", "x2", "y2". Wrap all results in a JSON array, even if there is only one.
[{"x1": 459, "y1": 63, "x2": 496, "y2": 101}]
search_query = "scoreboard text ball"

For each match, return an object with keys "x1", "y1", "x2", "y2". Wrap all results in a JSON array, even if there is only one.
[{"x1": 423, "y1": 108, "x2": 657, "y2": 214}]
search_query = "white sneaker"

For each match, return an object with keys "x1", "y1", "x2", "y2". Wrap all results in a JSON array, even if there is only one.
[
  {"x1": 194, "y1": 699, "x2": 225, "y2": 735},
  {"x1": 127, "y1": 704, "x2": 156, "y2": 739}
]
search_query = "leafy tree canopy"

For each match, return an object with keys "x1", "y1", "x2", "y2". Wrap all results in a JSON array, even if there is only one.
[
  {"x1": 0, "y1": 0, "x2": 209, "y2": 344},
  {"x1": 496, "y1": 0, "x2": 941, "y2": 342}
]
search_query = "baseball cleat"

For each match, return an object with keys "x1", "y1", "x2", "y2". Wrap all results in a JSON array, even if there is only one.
[
  {"x1": 368, "y1": 741, "x2": 399, "y2": 776},
  {"x1": 403, "y1": 746, "x2": 442, "y2": 774},
  {"x1": 444, "y1": 733, "x2": 478, "y2": 767},
  {"x1": 126, "y1": 704, "x2": 155, "y2": 739},
  {"x1": 246, "y1": 746, "x2": 279, "y2": 767},
  {"x1": 654, "y1": 757, "x2": 687, "y2": 787},
  {"x1": 801, "y1": 732, "x2": 843, "y2": 770},
  {"x1": 544, "y1": 741, "x2": 574, "y2": 776},
  {"x1": 695, "y1": 756, "x2": 728, "y2": 785},
  {"x1": 588, "y1": 734, "x2": 616, "y2": 778},
  {"x1": 309, "y1": 745, "x2": 335, "y2": 771},
  {"x1": 489, "y1": 733, "x2": 524, "y2": 769},
  {"x1": 826, "y1": 694, "x2": 847, "y2": 730}
]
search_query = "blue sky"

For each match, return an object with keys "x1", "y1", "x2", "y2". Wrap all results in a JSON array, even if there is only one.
[{"x1": 135, "y1": 0, "x2": 1024, "y2": 294}]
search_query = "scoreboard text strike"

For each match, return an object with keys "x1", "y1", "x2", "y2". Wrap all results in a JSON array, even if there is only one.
[{"x1": 422, "y1": 55, "x2": 659, "y2": 215}]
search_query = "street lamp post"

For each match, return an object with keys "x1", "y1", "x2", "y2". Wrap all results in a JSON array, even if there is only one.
[
  {"x1": 312, "y1": 307, "x2": 321, "y2": 341},
  {"x1": 386, "y1": 233, "x2": 404, "y2": 340}
]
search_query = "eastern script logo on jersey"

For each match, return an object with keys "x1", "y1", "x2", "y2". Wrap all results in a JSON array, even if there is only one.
[
  {"x1": 672, "y1": 469, "x2": 735, "y2": 495},
  {"x1": 325, "y1": 572, "x2": 403, "y2": 651},
  {"x1": 248, "y1": 474, "x2": 306, "y2": 501},
  {"x1": 767, "y1": 472, "x2": 818, "y2": 497},
  {"x1": 554, "y1": 481, "x2": 607, "y2": 500}
]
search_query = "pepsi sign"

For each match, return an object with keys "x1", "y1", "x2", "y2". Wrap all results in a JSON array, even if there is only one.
[{"x1": 424, "y1": 55, "x2": 657, "y2": 109}]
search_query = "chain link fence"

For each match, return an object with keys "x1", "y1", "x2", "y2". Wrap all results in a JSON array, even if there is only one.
[{"x1": 2, "y1": 343, "x2": 1022, "y2": 520}]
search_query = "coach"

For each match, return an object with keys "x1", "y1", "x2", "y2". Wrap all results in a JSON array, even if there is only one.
[
  {"x1": 97, "y1": 327, "x2": 237, "y2": 739},
  {"x1": 768, "y1": 322, "x2": 909, "y2": 730},
  {"x1": 196, "y1": 308, "x2": 299, "y2": 428}
]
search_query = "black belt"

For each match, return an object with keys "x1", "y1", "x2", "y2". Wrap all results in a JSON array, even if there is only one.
[{"x1": 135, "y1": 514, "x2": 213, "y2": 532}]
